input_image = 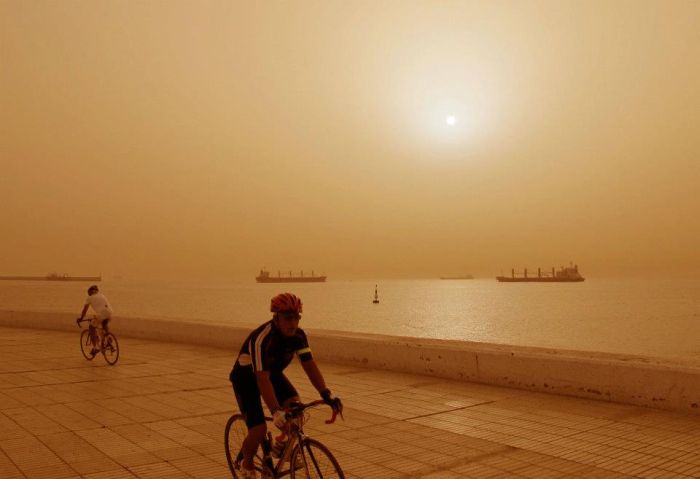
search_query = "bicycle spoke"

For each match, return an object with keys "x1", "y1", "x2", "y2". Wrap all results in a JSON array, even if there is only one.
[
  {"x1": 225, "y1": 414, "x2": 265, "y2": 478},
  {"x1": 291, "y1": 439, "x2": 343, "y2": 479},
  {"x1": 102, "y1": 333, "x2": 119, "y2": 365},
  {"x1": 80, "y1": 330, "x2": 95, "y2": 360}
]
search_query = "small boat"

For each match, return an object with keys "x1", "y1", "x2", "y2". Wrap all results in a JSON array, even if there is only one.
[{"x1": 372, "y1": 285, "x2": 379, "y2": 304}]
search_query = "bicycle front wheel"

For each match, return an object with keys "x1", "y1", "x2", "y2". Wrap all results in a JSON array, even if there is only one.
[
  {"x1": 80, "y1": 330, "x2": 95, "y2": 360},
  {"x1": 102, "y1": 333, "x2": 120, "y2": 365},
  {"x1": 291, "y1": 438, "x2": 344, "y2": 479},
  {"x1": 225, "y1": 414, "x2": 265, "y2": 478}
]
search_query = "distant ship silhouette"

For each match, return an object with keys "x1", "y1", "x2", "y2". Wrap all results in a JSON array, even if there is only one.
[
  {"x1": 497, "y1": 264, "x2": 584, "y2": 282},
  {"x1": 0, "y1": 272, "x2": 102, "y2": 282},
  {"x1": 255, "y1": 269, "x2": 326, "y2": 283}
]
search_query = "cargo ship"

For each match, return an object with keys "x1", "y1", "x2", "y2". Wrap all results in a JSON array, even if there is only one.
[
  {"x1": 496, "y1": 264, "x2": 584, "y2": 282},
  {"x1": 440, "y1": 274, "x2": 474, "y2": 280},
  {"x1": 0, "y1": 273, "x2": 102, "y2": 282},
  {"x1": 256, "y1": 269, "x2": 326, "y2": 283}
]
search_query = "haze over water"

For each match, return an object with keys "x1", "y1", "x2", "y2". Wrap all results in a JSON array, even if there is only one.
[{"x1": 1, "y1": 278, "x2": 698, "y2": 361}]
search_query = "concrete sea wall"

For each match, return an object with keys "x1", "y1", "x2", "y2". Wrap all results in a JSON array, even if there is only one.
[{"x1": 1, "y1": 309, "x2": 699, "y2": 415}]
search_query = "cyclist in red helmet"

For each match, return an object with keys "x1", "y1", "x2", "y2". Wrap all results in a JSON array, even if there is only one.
[{"x1": 229, "y1": 293, "x2": 342, "y2": 479}]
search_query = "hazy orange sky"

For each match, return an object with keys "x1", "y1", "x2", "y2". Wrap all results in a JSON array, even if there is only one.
[{"x1": 1, "y1": 1, "x2": 698, "y2": 280}]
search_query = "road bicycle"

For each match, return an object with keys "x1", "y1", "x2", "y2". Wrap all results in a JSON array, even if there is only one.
[
  {"x1": 225, "y1": 400, "x2": 344, "y2": 478},
  {"x1": 76, "y1": 318, "x2": 120, "y2": 365}
]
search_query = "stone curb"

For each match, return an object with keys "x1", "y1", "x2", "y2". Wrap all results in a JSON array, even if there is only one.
[{"x1": 1, "y1": 309, "x2": 698, "y2": 415}]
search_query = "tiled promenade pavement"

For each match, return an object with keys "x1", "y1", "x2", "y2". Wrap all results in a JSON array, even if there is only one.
[{"x1": 1, "y1": 327, "x2": 699, "y2": 479}]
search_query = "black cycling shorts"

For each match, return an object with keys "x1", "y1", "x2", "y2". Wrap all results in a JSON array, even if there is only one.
[{"x1": 230, "y1": 364, "x2": 298, "y2": 428}]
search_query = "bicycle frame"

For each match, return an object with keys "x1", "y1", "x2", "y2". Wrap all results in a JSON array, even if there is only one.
[
  {"x1": 267, "y1": 417, "x2": 305, "y2": 477},
  {"x1": 265, "y1": 400, "x2": 340, "y2": 478},
  {"x1": 78, "y1": 319, "x2": 104, "y2": 348},
  {"x1": 76, "y1": 317, "x2": 120, "y2": 366}
]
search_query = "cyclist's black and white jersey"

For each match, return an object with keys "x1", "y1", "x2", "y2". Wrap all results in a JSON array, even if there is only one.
[{"x1": 235, "y1": 320, "x2": 313, "y2": 372}]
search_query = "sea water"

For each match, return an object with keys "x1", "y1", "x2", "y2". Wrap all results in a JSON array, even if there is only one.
[{"x1": 0, "y1": 278, "x2": 698, "y2": 360}]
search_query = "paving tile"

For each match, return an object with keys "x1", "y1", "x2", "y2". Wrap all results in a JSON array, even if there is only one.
[
  {"x1": 0, "y1": 391, "x2": 25, "y2": 410},
  {"x1": 37, "y1": 430, "x2": 118, "y2": 467},
  {"x1": 170, "y1": 453, "x2": 231, "y2": 478},
  {"x1": 0, "y1": 435, "x2": 75, "y2": 477},
  {"x1": 1, "y1": 326, "x2": 700, "y2": 479},
  {"x1": 128, "y1": 461, "x2": 193, "y2": 478},
  {"x1": 35, "y1": 403, "x2": 103, "y2": 431},
  {"x1": 0, "y1": 448, "x2": 24, "y2": 479},
  {"x1": 82, "y1": 469, "x2": 139, "y2": 479},
  {"x1": 3, "y1": 406, "x2": 67, "y2": 435},
  {"x1": 15, "y1": 464, "x2": 79, "y2": 479},
  {"x1": 63, "y1": 399, "x2": 134, "y2": 427}
]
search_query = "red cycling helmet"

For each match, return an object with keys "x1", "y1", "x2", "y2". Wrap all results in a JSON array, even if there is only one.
[{"x1": 270, "y1": 293, "x2": 303, "y2": 313}]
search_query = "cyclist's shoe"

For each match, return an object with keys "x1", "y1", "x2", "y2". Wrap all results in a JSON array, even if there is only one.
[
  {"x1": 239, "y1": 466, "x2": 257, "y2": 479},
  {"x1": 89, "y1": 348, "x2": 98, "y2": 357}
]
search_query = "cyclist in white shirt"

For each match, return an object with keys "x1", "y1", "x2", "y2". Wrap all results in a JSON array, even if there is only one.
[{"x1": 77, "y1": 285, "x2": 113, "y2": 355}]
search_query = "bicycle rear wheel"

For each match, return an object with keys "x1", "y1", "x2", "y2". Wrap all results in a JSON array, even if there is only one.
[
  {"x1": 225, "y1": 414, "x2": 265, "y2": 478},
  {"x1": 80, "y1": 330, "x2": 95, "y2": 360},
  {"x1": 291, "y1": 438, "x2": 344, "y2": 479},
  {"x1": 102, "y1": 333, "x2": 119, "y2": 365}
]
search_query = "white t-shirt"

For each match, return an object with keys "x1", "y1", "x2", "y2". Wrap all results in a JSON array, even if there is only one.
[{"x1": 85, "y1": 292, "x2": 113, "y2": 320}]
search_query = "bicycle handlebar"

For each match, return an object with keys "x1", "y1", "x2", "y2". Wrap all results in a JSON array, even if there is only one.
[{"x1": 285, "y1": 399, "x2": 343, "y2": 424}]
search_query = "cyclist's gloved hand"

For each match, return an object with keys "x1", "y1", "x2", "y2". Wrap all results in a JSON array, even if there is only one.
[
  {"x1": 321, "y1": 389, "x2": 343, "y2": 415},
  {"x1": 272, "y1": 408, "x2": 287, "y2": 429}
]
